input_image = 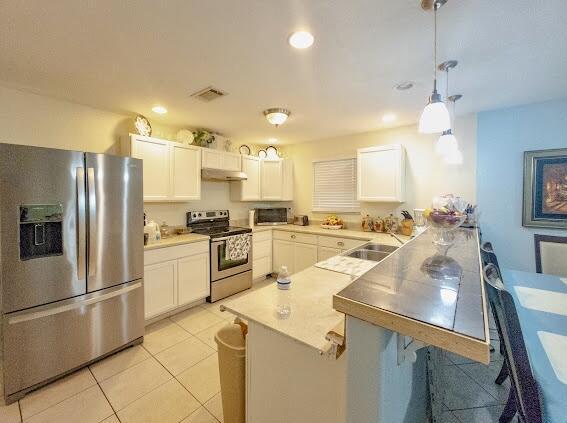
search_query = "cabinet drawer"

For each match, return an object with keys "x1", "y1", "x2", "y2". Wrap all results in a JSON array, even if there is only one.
[
  {"x1": 273, "y1": 231, "x2": 317, "y2": 245},
  {"x1": 253, "y1": 256, "x2": 272, "y2": 279},
  {"x1": 253, "y1": 230, "x2": 272, "y2": 243},
  {"x1": 253, "y1": 239, "x2": 272, "y2": 259},
  {"x1": 144, "y1": 241, "x2": 209, "y2": 266},
  {"x1": 318, "y1": 236, "x2": 367, "y2": 250}
]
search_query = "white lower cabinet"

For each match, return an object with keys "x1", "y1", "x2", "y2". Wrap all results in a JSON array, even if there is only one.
[
  {"x1": 178, "y1": 253, "x2": 209, "y2": 306},
  {"x1": 144, "y1": 241, "x2": 209, "y2": 320},
  {"x1": 294, "y1": 243, "x2": 318, "y2": 273},
  {"x1": 252, "y1": 230, "x2": 273, "y2": 280},
  {"x1": 144, "y1": 260, "x2": 177, "y2": 319},
  {"x1": 272, "y1": 239, "x2": 295, "y2": 274}
]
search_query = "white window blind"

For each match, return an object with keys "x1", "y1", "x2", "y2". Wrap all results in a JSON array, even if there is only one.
[{"x1": 313, "y1": 158, "x2": 360, "y2": 212}]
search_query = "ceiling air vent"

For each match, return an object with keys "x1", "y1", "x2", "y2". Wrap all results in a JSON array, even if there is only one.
[{"x1": 190, "y1": 86, "x2": 227, "y2": 102}]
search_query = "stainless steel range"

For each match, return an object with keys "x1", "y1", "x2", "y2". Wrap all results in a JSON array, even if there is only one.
[
  {"x1": 0, "y1": 143, "x2": 144, "y2": 404},
  {"x1": 187, "y1": 210, "x2": 252, "y2": 302}
]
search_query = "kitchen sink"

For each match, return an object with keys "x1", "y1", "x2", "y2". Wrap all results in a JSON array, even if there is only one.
[
  {"x1": 361, "y1": 243, "x2": 398, "y2": 254},
  {"x1": 347, "y1": 249, "x2": 390, "y2": 262}
]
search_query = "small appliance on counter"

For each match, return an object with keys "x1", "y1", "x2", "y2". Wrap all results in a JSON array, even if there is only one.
[
  {"x1": 255, "y1": 207, "x2": 288, "y2": 225},
  {"x1": 293, "y1": 215, "x2": 309, "y2": 226}
]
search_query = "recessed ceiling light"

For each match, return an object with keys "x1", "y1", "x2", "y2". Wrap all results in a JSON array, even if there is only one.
[
  {"x1": 394, "y1": 81, "x2": 414, "y2": 91},
  {"x1": 382, "y1": 113, "x2": 397, "y2": 123},
  {"x1": 151, "y1": 105, "x2": 167, "y2": 114},
  {"x1": 288, "y1": 31, "x2": 314, "y2": 49}
]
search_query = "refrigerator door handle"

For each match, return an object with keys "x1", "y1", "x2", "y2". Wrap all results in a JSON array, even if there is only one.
[
  {"x1": 76, "y1": 167, "x2": 86, "y2": 280},
  {"x1": 87, "y1": 167, "x2": 97, "y2": 277},
  {"x1": 6, "y1": 282, "x2": 142, "y2": 324}
]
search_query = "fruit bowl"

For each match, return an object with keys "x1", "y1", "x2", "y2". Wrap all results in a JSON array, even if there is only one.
[{"x1": 426, "y1": 211, "x2": 466, "y2": 230}]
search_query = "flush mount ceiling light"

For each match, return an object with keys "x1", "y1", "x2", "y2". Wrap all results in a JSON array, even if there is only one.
[
  {"x1": 151, "y1": 105, "x2": 167, "y2": 114},
  {"x1": 288, "y1": 31, "x2": 314, "y2": 49},
  {"x1": 263, "y1": 108, "x2": 290, "y2": 127},
  {"x1": 382, "y1": 113, "x2": 397, "y2": 123},
  {"x1": 418, "y1": 1, "x2": 451, "y2": 134}
]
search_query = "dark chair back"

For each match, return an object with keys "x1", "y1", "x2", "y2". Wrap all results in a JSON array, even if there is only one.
[
  {"x1": 483, "y1": 264, "x2": 542, "y2": 423},
  {"x1": 480, "y1": 241, "x2": 500, "y2": 270}
]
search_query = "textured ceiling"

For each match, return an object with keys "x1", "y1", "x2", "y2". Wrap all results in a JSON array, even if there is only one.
[{"x1": 1, "y1": 0, "x2": 566, "y2": 144}]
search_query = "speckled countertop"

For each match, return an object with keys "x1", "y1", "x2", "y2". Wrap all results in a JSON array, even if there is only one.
[
  {"x1": 250, "y1": 223, "x2": 411, "y2": 246},
  {"x1": 144, "y1": 233, "x2": 210, "y2": 251}
]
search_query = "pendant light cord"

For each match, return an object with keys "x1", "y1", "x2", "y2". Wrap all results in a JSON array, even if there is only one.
[{"x1": 433, "y1": 2, "x2": 438, "y2": 91}]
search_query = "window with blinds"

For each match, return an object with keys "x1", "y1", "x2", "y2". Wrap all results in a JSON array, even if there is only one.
[{"x1": 313, "y1": 158, "x2": 360, "y2": 212}]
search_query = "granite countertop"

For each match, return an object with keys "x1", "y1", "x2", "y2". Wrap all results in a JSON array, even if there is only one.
[
  {"x1": 333, "y1": 228, "x2": 490, "y2": 364},
  {"x1": 144, "y1": 233, "x2": 210, "y2": 251},
  {"x1": 251, "y1": 224, "x2": 411, "y2": 246},
  {"x1": 220, "y1": 266, "x2": 356, "y2": 354}
]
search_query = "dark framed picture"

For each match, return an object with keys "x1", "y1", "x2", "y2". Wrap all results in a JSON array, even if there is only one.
[{"x1": 523, "y1": 148, "x2": 567, "y2": 229}]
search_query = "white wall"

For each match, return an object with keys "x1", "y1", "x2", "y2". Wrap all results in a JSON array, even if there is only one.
[{"x1": 287, "y1": 115, "x2": 477, "y2": 225}]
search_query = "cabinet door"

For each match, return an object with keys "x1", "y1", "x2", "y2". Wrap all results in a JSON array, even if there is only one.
[
  {"x1": 144, "y1": 260, "x2": 177, "y2": 319},
  {"x1": 131, "y1": 137, "x2": 170, "y2": 201},
  {"x1": 241, "y1": 156, "x2": 261, "y2": 200},
  {"x1": 317, "y1": 246, "x2": 341, "y2": 262},
  {"x1": 171, "y1": 144, "x2": 201, "y2": 200},
  {"x1": 222, "y1": 152, "x2": 242, "y2": 172},
  {"x1": 178, "y1": 253, "x2": 210, "y2": 306},
  {"x1": 273, "y1": 239, "x2": 294, "y2": 274},
  {"x1": 294, "y1": 243, "x2": 318, "y2": 273},
  {"x1": 357, "y1": 144, "x2": 405, "y2": 202},
  {"x1": 282, "y1": 159, "x2": 294, "y2": 201},
  {"x1": 202, "y1": 149, "x2": 223, "y2": 169},
  {"x1": 261, "y1": 159, "x2": 283, "y2": 200}
]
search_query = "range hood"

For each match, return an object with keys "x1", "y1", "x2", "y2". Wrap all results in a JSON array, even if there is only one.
[{"x1": 201, "y1": 168, "x2": 248, "y2": 181}]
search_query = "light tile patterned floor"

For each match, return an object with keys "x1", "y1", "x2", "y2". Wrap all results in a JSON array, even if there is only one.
[{"x1": 0, "y1": 278, "x2": 512, "y2": 422}]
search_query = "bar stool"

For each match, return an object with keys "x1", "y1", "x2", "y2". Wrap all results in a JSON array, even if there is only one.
[{"x1": 483, "y1": 264, "x2": 542, "y2": 423}]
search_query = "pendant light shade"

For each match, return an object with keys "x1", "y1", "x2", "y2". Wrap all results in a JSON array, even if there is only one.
[
  {"x1": 419, "y1": 97, "x2": 451, "y2": 134},
  {"x1": 436, "y1": 129, "x2": 458, "y2": 155},
  {"x1": 419, "y1": 1, "x2": 451, "y2": 134},
  {"x1": 444, "y1": 147, "x2": 463, "y2": 165}
]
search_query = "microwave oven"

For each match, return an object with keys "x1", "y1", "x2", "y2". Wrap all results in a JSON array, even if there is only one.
[{"x1": 255, "y1": 208, "x2": 289, "y2": 225}]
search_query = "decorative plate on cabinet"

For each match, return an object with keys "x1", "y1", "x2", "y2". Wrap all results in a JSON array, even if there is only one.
[
  {"x1": 239, "y1": 144, "x2": 251, "y2": 155},
  {"x1": 134, "y1": 115, "x2": 152, "y2": 136},
  {"x1": 176, "y1": 129, "x2": 194, "y2": 145},
  {"x1": 258, "y1": 149, "x2": 267, "y2": 159},
  {"x1": 266, "y1": 145, "x2": 279, "y2": 159}
]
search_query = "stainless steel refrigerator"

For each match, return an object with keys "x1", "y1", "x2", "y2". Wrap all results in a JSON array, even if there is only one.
[{"x1": 0, "y1": 143, "x2": 144, "y2": 403}]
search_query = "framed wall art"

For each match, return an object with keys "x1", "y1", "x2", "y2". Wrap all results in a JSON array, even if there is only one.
[{"x1": 523, "y1": 148, "x2": 567, "y2": 228}]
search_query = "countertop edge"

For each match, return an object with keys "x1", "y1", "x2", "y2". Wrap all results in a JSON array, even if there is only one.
[
  {"x1": 333, "y1": 293, "x2": 490, "y2": 364},
  {"x1": 144, "y1": 234, "x2": 210, "y2": 251}
]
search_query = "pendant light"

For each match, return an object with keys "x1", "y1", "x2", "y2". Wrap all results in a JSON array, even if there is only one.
[
  {"x1": 443, "y1": 94, "x2": 463, "y2": 165},
  {"x1": 418, "y1": 1, "x2": 451, "y2": 134},
  {"x1": 436, "y1": 61, "x2": 459, "y2": 156}
]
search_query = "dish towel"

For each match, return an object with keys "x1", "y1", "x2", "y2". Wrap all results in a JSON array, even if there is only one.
[{"x1": 226, "y1": 234, "x2": 251, "y2": 260}]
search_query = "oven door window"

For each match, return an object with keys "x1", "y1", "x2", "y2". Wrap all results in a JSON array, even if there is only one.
[{"x1": 217, "y1": 242, "x2": 248, "y2": 271}]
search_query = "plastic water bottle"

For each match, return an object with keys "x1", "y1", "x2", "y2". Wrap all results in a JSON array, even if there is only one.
[{"x1": 276, "y1": 266, "x2": 291, "y2": 290}]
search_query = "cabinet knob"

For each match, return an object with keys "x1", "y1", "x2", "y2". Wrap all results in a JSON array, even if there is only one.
[
  {"x1": 337, "y1": 241, "x2": 344, "y2": 246},
  {"x1": 291, "y1": 234, "x2": 296, "y2": 239}
]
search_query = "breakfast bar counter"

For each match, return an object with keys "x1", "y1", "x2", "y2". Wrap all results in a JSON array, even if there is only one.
[{"x1": 334, "y1": 227, "x2": 490, "y2": 364}]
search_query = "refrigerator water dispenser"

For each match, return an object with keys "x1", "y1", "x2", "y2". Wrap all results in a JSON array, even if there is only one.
[{"x1": 19, "y1": 204, "x2": 63, "y2": 260}]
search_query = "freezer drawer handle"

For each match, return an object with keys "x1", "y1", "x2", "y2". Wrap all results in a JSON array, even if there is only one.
[
  {"x1": 7, "y1": 282, "x2": 142, "y2": 325},
  {"x1": 87, "y1": 168, "x2": 97, "y2": 277}
]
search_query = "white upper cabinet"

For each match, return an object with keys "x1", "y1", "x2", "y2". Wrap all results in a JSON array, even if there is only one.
[
  {"x1": 282, "y1": 159, "x2": 294, "y2": 201},
  {"x1": 125, "y1": 134, "x2": 201, "y2": 202},
  {"x1": 171, "y1": 143, "x2": 201, "y2": 201},
  {"x1": 130, "y1": 136, "x2": 170, "y2": 201},
  {"x1": 231, "y1": 155, "x2": 261, "y2": 201},
  {"x1": 202, "y1": 149, "x2": 241, "y2": 172},
  {"x1": 357, "y1": 144, "x2": 405, "y2": 202},
  {"x1": 261, "y1": 159, "x2": 283, "y2": 200}
]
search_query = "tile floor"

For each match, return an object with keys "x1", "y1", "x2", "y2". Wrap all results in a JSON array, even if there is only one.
[{"x1": 0, "y1": 278, "x2": 512, "y2": 423}]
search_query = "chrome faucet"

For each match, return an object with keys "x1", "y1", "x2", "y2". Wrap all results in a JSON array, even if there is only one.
[{"x1": 388, "y1": 231, "x2": 405, "y2": 245}]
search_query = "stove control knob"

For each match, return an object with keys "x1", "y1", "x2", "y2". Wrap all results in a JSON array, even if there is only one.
[
  {"x1": 198, "y1": 213, "x2": 202, "y2": 217},
  {"x1": 192, "y1": 213, "x2": 197, "y2": 218}
]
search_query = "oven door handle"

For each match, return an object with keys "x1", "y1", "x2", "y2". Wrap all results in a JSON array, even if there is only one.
[{"x1": 212, "y1": 234, "x2": 252, "y2": 242}]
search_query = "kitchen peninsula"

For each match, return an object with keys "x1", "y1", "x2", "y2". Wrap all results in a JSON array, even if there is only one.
[{"x1": 221, "y1": 227, "x2": 490, "y2": 423}]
